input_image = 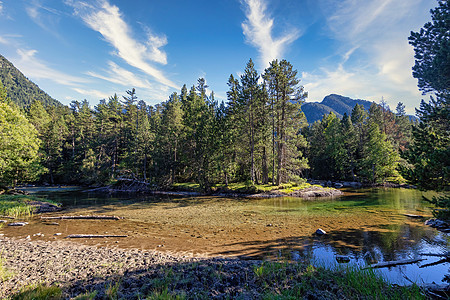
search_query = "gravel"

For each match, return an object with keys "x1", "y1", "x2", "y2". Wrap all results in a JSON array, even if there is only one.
[{"x1": 0, "y1": 236, "x2": 261, "y2": 299}]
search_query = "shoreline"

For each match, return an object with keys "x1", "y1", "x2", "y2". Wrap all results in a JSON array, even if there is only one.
[{"x1": 0, "y1": 236, "x2": 430, "y2": 299}]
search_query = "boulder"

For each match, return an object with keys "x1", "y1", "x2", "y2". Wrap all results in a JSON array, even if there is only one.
[{"x1": 315, "y1": 228, "x2": 326, "y2": 235}]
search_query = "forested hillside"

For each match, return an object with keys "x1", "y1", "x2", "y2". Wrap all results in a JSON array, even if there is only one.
[{"x1": 0, "y1": 54, "x2": 61, "y2": 108}]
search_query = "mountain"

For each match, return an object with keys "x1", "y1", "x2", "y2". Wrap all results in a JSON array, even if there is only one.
[
  {"x1": 0, "y1": 54, "x2": 61, "y2": 108},
  {"x1": 302, "y1": 94, "x2": 374, "y2": 123}
]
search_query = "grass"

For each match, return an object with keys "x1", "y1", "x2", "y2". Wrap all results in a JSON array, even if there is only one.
[
  {"x1": 5, "y1": 261, "x2": 427, "y2": 299},
  {"x1": 0, "y1": 194, "x2": 60, "y2": 218},
  {"x1": 10, "y1": 284, "x2": 62, "y2": 300},
  {"x1": 172, "y1": 181, "x2": 329, "y2": 195},
  {"x1": 0, "y1": 253, "x2": 13, "y2": 282}
]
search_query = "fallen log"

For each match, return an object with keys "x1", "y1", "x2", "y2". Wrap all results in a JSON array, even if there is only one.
[
  {"x1": 66, "y1": 234, "x2": 128, "y2": 238},
  {"x1": 41, "y1": 215, "x2": 123, "y2": 220},
  {"x1": 419, "y1": 258, "x2": 450, "y2": 268},
  {"x1": 365, "y1": 258, "x2": 424, "y2": 269}
]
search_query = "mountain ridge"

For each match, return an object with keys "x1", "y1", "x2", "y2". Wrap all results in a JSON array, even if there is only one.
[{"x1": 302, "y1": 94, "x2": 375, "y2": 123}]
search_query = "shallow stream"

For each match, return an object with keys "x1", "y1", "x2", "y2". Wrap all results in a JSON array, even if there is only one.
[{"x1": 1, "y1": 187, "x2": 448, "y2": 285}]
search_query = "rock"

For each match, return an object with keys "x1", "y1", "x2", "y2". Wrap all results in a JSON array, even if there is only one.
[
  {"x1": 334, "y1": 183, "x2": 343, "y2": 188},
  {"x1": 336, "y1": 255, "x2": 350, "y2": 263},
  {"x1": 8, "y1": 222, "x2": 28, "y2": 226},
  {"x1": 315, "y1": 228, "x2": 326, "y2": 235},
  {"x1": 0, "y1": 220, "x2": 7, "y2": 223},
  {"x1": 425, "y1": 218, "x2": 449, "y2": 229}
]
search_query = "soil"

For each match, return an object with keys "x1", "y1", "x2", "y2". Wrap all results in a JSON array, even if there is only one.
[{"x1": 0, "y1": 235, "x2": 261, "y2": 299}]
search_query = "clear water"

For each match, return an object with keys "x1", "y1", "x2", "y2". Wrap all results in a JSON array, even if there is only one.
[{"x1": 4, "y1": 186, "x2": 449, "y2": 285}]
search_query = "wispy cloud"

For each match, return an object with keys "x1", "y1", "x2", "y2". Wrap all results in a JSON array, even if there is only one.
[
  {"x1": 0, "y1": 1, "x2": 3, "y2": 15},
  {"x1": 26, "y1": 0, "x2": 62, "y2": 38},
  {"x1": 66, "y1": 0, "x2": 177, "y2": 89},
  {"x1": 15, "y1": 48, "x2": 87, "y2": 86},
  {"x1": 241, "y1": 0, "x2": 300, "y2": 70},
  {"x1": 72, "y1": 87, "x2": 110, "y2": 99},
  {"x1": 87, "y1": 61, "x2": 152, "y2": 89},
  {"x1": 303, "y1": 0, "x2": 432, "y2": 111}
]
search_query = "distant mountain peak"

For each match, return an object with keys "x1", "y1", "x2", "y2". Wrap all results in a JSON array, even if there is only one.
[
  {"x1": 301, "y1": 94, "x2": 373, "y2": 123},
  {"x1": 0, "y1": 54, "x2": 61, "y2": 108}
]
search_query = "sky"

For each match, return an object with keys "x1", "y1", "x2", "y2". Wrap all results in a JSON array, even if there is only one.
[{"x1": 0, "y1": 0, "x2": 437, "y2": 114}]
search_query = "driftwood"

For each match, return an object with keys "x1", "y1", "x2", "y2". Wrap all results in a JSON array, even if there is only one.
[
  {"x1": 365, "y1": 258, "x2": 424, "y2": 269},
  {"x1": 41, "y1": 215, "x2": 123, "y2": 220},
  {"x1": 66, "y1": 234, "x2": 128, "y2": 238},
  {"x1": 0, "y1": 215, "x2": 16, "y2": 219},
  {"x1": 403, "y1": 213, "x2": 424, "y2": 219}
]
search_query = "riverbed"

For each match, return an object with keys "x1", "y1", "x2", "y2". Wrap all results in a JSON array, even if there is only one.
[{"x1": 1, "y1": 187, "x2": 448, "y2": 285}]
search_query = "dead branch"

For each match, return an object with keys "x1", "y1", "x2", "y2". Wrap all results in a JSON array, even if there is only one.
[
  {"x1": 41, "y1": 215, "x2": 123, "y2": 220},
  {"x1": 365, "y1": 258, "x2": 424, "y2": 269},
  {"x1": 66, "y1": 234, "x2": 128, "y2": 238}
]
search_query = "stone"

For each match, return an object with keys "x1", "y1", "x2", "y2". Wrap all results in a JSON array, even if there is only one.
[
  {"x1": 315, "y1": 228, "x2": 326, "y2": 235},
  {"x1": 334, "y1": 183, "x2": 343, "y2": 188},
  {"x1": 54, "y1": 233, "x2": 62, "y2": 236}
]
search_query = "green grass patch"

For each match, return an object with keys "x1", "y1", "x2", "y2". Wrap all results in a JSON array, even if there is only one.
[
  {"x1": 10, "y1": 284, "x2": 62, "y2": 300},
  {"x1": 0, "y1": 253, "x2": 13, "y2": 282},
  {"x1": 0, "y1": 195, "x2": 59, "y2": 218}
]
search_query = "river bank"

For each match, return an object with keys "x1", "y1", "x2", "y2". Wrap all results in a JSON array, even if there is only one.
[
  {"x1": 85, "y1": 180, "x2": 343, "y2": 198},
  {"x1": 0, "y1": 236, "x2": 429, "y2": 299}
]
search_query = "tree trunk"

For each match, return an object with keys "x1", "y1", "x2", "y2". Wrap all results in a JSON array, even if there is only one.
[{"x1": 262, "y1": 146, "x2": 268, "y2": 184}]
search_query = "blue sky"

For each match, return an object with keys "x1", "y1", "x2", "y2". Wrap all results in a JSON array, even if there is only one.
[{"x1": 0, "y1": 0, "x2": 437, "y2": 113}]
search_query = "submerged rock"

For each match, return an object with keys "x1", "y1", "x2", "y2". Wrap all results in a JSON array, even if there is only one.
[
  {"x1": 335, "y1": 255, "x2": 351, "y2": 263},
  {"x1": 425, "y1": 218, "x2": 449, "y2": 229}
]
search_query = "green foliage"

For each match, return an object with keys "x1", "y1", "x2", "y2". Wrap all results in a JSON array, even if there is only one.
[
  {"x1": 409, "y1": 0, "x2": 450, "y2": 95},
  {"x1": 306, "y1": 103, "x2": 403, "y2": 183},
  {"x1": 0, "y1": 55, "x2": 61, "y2": 108},
  {"x1": 0, "y1": 84, "x2": 43, "y2": 186}
]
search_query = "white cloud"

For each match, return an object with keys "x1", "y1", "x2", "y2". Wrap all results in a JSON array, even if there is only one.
[
  {"x1": 304, "y1": 0, "x2": 434, "y2": 112},
  {"x1": 0, "y1": 1, "x2": 3, "y2": 15},
  {"x1": 15, "y1": 48, "x2": 88, "y2": 86},
  {"x1": 241, "y1": 0, "x2": 300, "y2": 70},
  {"x1": 66, "y1": 0, "x2": 177, "y2": 89}
]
